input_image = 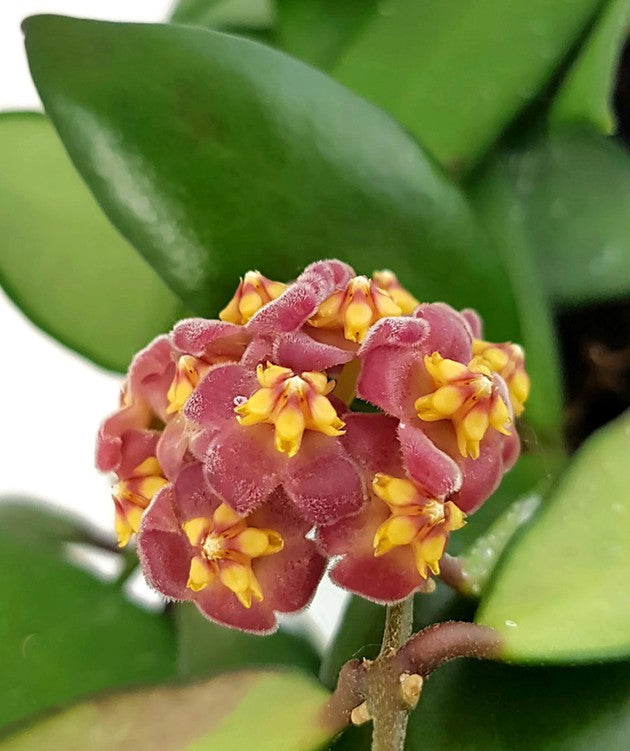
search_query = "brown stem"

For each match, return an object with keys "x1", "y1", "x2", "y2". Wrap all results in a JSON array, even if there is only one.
[
  {"x1": 321, "y1": 659, "x2": 367, "y2": 734},
  {"x1": 437, "y1": 553, "x2": 469, "y2": 592},
  {"x1": 369, "y1": 597, "x2": 413, "y2": 751},
  {"x1": 396, "y1": 621, "x2": 503, "y2": 677}
]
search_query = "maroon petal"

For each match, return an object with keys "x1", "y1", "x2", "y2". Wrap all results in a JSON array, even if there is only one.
[
  {"x1": 341, "y1": 413, "x2": 402, "y2": 476},
  {"x1": 172, "y1": 462, "x2": 221, "y2": 520},
  {"x1": 137, "y1": 485, "x2": 191, "y2": 600},
  {"x1": 451, "y1": 433, "x2": 504, "y2": 513},
  {"x1": 274, "y1": 331, "x2": 355, "y2": 372},
  {"x1": 413, "y1": 303, "x2": 473, "y2": 362},
  {"x1": 250, "y1": 487, "x2": 312, "y2": 537},
  {"x1": 184, "y1": 363, "x2": 257, "y2": 430},
  {"x1": 330, "y1": 547, "x2": 422, "y2": 604},
  {"x1": 171, "y1": 318, "x2": 246, "y2": 359},
  {"x1": 116, "y1": 430, "x2": 161, "y2": 479},
  {"x1": 195, "y1": 582, "x2": 277, "y2": 634},
  {"x1": 204, "y1": 424, "x2": 284, "y2": 514},
  {"x1": 284, "y1": 433, "x2": 364, "y2": 525},
  {"x1": 255, "y1": 537, "x2": 326, "y2": 614},
  {"x1": 157, "y1": 414, "x2": 191, "y2": 481},
  {"x1": 241, "y1": 336, "x2": 274, "y2": 368},
  {"x1": 460, "y1": 308, "x2": 483, "y2": 339},
  {"x1": 128, "y1": 335, "x2": 176, "y2": 420},
  {"x1": 247, "y1": 259, "x2": 354, "y2": 335},
  {"x1": 95, "y1": 402, "x2": 150, "y2": 472},
  {"x1": 398, "y1": 422, "x2": 463, "y2": 498}
]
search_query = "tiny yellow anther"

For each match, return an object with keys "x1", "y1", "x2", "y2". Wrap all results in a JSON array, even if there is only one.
[{"x1": 219, "y1": 271, "x2": 287, "y2": 325}]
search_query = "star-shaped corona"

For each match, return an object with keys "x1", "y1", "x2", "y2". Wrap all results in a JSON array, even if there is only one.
[
  {"x1": 182, "y1": 504, "x2": 283, "y2": 608},
  {"x1": 166, "y1": 355, "x2": 211, "y2": 414},
  {"x1": 112, "y1": 455, "x2": 168, "y2": 547},
  {"x1": 309, "y1": 275, "x2": 402, "y2": 343},
  {"x1": 235, "y1": 362, "x2": 345, "y2": 457},
  {"x1": 472, "y1": 339, "x2": 530, "y2": 416},
  {"x1": 371, "y1": 270, "x2": 419, "y2": 314},
  {"x1": 372, "y1": 473, "x2": 465, "y2": 578},
  {"x1": 415, "y1": 352, "x2": 512, "y2": 459},
  {"x1": 219, "y1": 270, "x2": 287, "y2": 325}
]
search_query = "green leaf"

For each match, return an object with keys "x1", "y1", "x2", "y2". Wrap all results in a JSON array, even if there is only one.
[
  {"x1": 550, "y1": 0, "x2": 630, "y2": 132},
  {"x1": 0, "y1": 497, "x2": 115, "y2": 554},
  {"x1": 0, "y1": 528, "x2": 175, "y2": 733},
  {"x1": 170, "y1": 0, "x2": 274, "y2": 30},
  {"x1": 335, "y1": 658, "x2": 630, "y2": 750},
  {"x1": 320, "y1": 583, "x2": 474, "y2": 690},
  {"x1": 275, "y1": 1, "x2": 378, "y2": 69},
  {"x1": 513, "y1": 130, "x2": 630, "y2": 306},
  {"x1": 0, "y1": 112, "x2": 187, "y2": 373},
  {"x1": 332, "y1": 0, "x2": 604, "y2": 174},
  {"x1": 0, "y1": 670, "x2": 333, "y2": 751},
  {"x1": 23, "y1": 15, "x2": 519, "y2": 335},
  {"x1": 175, "y1": 602, "x2": 320, "y2": 680},
  {"x1": 470, "y1": 151, "x2": 566, "y2": 447},
  {"x1": 477, "y1": 409, "x2": 630, "y2": 662}
]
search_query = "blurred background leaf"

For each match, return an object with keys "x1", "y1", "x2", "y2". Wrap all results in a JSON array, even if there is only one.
[
  {"x1": 169, "y1": 0, "x2": 275, "y2": 42},
  {"x1": 0, "y1": 669, "x2": 333, "y2": 751},
  {"x1": 0, "y1": 508, "x2": 176, "y2": 734},
  {"x1": 174, "y1": 602, "x2": 320, "y2": 680},
  {"x1": 332, "y1": 0, "x2": 608, "y2": 175},
  {"x1": 477, "y1": 409, "x2": 630, "y2": 662},
  {"x1": 550, "y1": 0, "x2": 630, "y2": 132},
  {"x1": 0, "y1": 112, "x2": 188, "y2": 373},
  {"x1": 22, "y1": 15, "x2": 520, "y2": 341}
]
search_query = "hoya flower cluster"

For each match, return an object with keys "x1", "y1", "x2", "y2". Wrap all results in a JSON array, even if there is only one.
[{"x1": 96, "y1": 261, "x2": 528, "y2": 633}]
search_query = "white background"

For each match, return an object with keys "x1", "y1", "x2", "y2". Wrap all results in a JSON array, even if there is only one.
[{"x1": 0, "y1": 0, "x2": 346, "y2": 644}]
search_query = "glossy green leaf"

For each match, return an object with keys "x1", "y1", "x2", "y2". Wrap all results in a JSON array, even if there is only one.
[
  {"x1": 477, "y1": 409, "x2": 630, "y2": 662},
  {"x1": 514, "y1": 130, "x2": 630, "y2": 306},
  {"x1": 335, "y1": 658, "x2": 630, "y2": 750},
  {"x1": 333, "y1": 0, "x2": 604, "y2": 174},
  {"x1": 470, "y1": 152, "x2": 566, "y2": 447},
  {"x1": 175, "y1": 602, "x2": 320, "y2": 680},
  {"x1": 0, "y1": 112, "x2": 187, "y2": 373},
  {"x1": 24, "y1": 15, "x2": 519, "y2": 335},
  {"x1": 275, "y1": 1, "x2": 378, "y2": 69},
  {"x1": 550, "y1": 0, "x2": 630, "y2": 132},
  {"x1": 0, "y1": 529, "x2": 175, "y2": 732},
  {"x1": 0, "y1": 670, "x2": 333, "y2": 751},
  {"x1": 170, "y1": 0, "x2": 274, "y2": 29}
]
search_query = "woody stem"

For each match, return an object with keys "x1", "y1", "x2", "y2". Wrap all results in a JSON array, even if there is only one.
[{"x1": 369, "y1": 596, "x2": 414, "y2": 751}]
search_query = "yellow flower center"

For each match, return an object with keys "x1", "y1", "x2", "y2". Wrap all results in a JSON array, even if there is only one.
[
  {"x1": 166, "y1": 355, "x2": 211, "y2": 414},
  {"x1": 371, "y1": 270, "x2": 419, "y2": 314},
  {"x1": 472, "y1": 338, "x2": 530, "y2": 416},
  {"x1": 219, "y1": 270, "x2": 287, "y2": 325},
  {"x1": 414, "y1": 352, "x2": 512, "y2": 459},
  {"x1": 181, "y1": 504, "x2": 284, "y2": 608},
  {"x1": 308, "y1": 275, "x2": 402, "y2": 343},
  {"x1": 371, "y1": 473, "x2": 465, "y2": 579},
  {"x1": 235, "y1": 362, "x2": 345, "y2": 458},
  {"x1": 112, "y1": 456, "x2": 168, "y2": 548}
]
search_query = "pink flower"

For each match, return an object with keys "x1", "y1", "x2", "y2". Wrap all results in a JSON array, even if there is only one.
[
  {"x1": 319, "y1": 414, "x2": 465, "y2": 603},
  {"x1": 137, "y1": 463, "x2": 325, "y2": 633},
  {"x1": 357, "y1": 303, "x2": 520, "y2": 513}
]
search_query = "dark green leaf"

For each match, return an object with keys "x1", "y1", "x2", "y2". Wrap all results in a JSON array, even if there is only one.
[
  {"x1": 275, "y1": 0, "x2": 377, "y2": 69},
  {"x1": 0, "y1": 669, "x2": 333, "y2": 751},
  {"x1": 550, "y1": 0, "x2": 630, "y2": 132},
  {"x1": 477, "y1": 410, "x2": 630, "y2": 662},
  {"x1": 335, "y1": 659, "x2": 630, "y2": 750},
  {"x1": 175, "y1": 602, "x2": 320, "y2": 679},
  {"x1": 24, "y1": 15, "x2": 519, "y2": 335},
  {"x1": 470, "y1": 151, "x2": 566, "y2": 446},
  {"x1": 0, "y1": 112, "x2": 187, "y2": 373},
  {"x1": 0, "y1": 529, "x2": 175, "y2": 733},
  {"x1": 332, "y1": 0, "x2": 604, "y2": 174},
  {"x1": 513, "y1": 130, "x2": 630, "y2": 306},
  {"x1": 169, "y1": 0, "x2": 274, "y2": 29}
]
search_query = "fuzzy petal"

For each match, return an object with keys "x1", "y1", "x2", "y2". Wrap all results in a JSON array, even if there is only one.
[
  {"x1": 96, "y1": 403, "x2": 151, "y2": 472},
  {"x1": 460, "y1": 308, "x2": 483, "y2": 339},
  {"x1": 413, "y1": 303, "x2": 473, "y2": 362},
  {"x1": 283, "y1": 433, "x2": 364, "y2": 525},
  {"x1": 204, "y1": 424, "x2": 284, "y2": 515},
  {"x1": 274, "y1": 331, "x2": 355, "y2": 372},
  {"x1": 137, "y1": 485, "x2": 191, "y2": 600},
  {"x1": 157, "y1": 414, "x2": 191, "y2": 481},
  {"x1": 195, "y1": 580, "x2": 277, "y2": 633},
  {"x1": 128, "y1": 335, "x2": 176, "y2": 420},
  {"x1": 184, "y1": 363, "x2": 257, "y2": 431},
  {"x1": 398, "y1": 422, "x2": 463, "y2": 498},
  {"x1": 341, "y1": 413, "x2": 402, "y2": 476},
  {"x1": 329, "y1": 546, "x2": 421, "y2": 603},
  {"x1": 116, "y1": 430, "x2": 161, "y2": 479},
  {"x1": 171, "y1": 318, "x2": 246, "y2": 359}
]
